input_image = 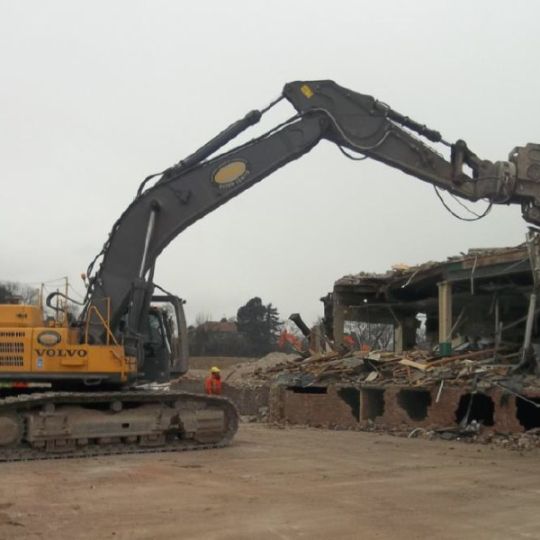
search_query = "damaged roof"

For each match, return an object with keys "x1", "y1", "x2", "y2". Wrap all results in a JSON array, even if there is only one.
[{"x1": 335, "y1": 245, "x2": 530, "y2": 291}]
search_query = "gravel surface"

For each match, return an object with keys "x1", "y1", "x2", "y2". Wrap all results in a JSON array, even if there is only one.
[{"x1": 0, "y1": 424, "x2": 538, "y2": 539}]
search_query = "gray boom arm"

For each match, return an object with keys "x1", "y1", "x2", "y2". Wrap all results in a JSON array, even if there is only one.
[
  {"x1": 85, "y1": 114, "x2": 326, "y2": 343},
  {"x1": 84, "y1": 80, "x2": 540, "y2": 346}
]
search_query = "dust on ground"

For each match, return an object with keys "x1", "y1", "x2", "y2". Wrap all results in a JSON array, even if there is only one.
[{"x1": 0, "y1": 424, "x2": 538, "y2": 540}]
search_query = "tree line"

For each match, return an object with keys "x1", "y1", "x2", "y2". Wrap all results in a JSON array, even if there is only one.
[
  {"x1": 189, "y1": 296, "x2": 282, "y2": 357},
  {"x1": 0, "y1": 282, "x2": 38, "y2": 304}
]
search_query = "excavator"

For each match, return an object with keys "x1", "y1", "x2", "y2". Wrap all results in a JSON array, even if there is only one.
[{"x1": 0, "y1": 80, "x2": 539, "y2": 460}]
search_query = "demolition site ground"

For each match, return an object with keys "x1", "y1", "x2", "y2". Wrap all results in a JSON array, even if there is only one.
[{"x1": 0, "y1": 423, "x2": 538, "y2": 540}]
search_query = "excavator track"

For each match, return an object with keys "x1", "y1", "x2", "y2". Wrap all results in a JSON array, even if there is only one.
[{"x1": 0, "y1": 390, "x2": 238, "y2": 462}]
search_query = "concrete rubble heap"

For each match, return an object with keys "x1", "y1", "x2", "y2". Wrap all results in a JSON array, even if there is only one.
[
  {"x1": 174, "y1": 348, "x2": 540, "y2": 450},
  {"x1": 260, "y1": 347, "x2": 536, "y2": 390}
]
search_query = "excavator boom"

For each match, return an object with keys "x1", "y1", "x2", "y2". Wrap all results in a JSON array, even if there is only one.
[{"x1": 85, "y1": 80, "x2": 540, "y2": 354}]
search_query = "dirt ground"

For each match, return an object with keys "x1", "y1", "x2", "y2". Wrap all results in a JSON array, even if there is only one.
[{"x1": 0, "y1": 424, "x2": 538, "y2": 540}]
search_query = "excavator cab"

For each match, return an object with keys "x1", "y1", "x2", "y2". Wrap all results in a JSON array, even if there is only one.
[{"x1": 139, "y1": 294, "x2": 188, "y2": 383}]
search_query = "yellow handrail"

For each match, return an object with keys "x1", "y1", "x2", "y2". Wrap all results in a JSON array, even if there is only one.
[{"x1": 84, "y1": 298, "x2": 119, "y2": 346}]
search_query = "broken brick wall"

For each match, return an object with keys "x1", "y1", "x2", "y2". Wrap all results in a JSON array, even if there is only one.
[
  {"x1": 268, "y1": 385, "x2": 358, "y2": 428},
  {"x1": 269, "y1": 383, "x2": 540, "y2": 433}
]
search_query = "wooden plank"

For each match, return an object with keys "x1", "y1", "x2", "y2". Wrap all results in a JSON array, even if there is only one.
[
  {"x1": 427, "y1": 348, "x2": 497, "y2": 367},
  {"x1": 398, "y1": 358, "x2": 430, "y2": 371}
]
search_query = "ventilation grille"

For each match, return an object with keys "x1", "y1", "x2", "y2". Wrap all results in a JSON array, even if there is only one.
[
  {"x1": 0, "y1": 343, "x2": 24, "y2": 354},
  {"x1": 0, "y1": 332, "x2": 26, "y2": 338},
  {"x1": 0, "y1": 340, "x2": 25, "y2": 367},
  {"x1": 0, "y1": 357, "x2": 24, "y2": 367}
]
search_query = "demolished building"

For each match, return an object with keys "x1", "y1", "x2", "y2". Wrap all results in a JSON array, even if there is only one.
[
  {"x1": 325, "y1": 244, "x2": 535, "y2": 355},
  {"x1": 175, "y1": 242, "x2": 540, "y2": 445},
  {"x1": 270, "y1": 243, "x2": 540, "y2": 437}
]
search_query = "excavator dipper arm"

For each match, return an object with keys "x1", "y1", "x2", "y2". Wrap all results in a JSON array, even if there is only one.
[
  {"x1": 85, "y1": 80, "x2": 540, "y2": 349},
  {"x1": 283, "y1": 81, "x2": 538, "y2": 216}
]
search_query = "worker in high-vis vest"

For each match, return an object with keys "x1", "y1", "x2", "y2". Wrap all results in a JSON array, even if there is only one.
[{"x1": 204, "y1": 366, "x2": 222, "y2": 395}]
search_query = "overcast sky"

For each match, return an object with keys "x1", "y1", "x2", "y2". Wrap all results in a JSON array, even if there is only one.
[{"x1": 1, "y1": 0, "x2": 539, "y2": 325}]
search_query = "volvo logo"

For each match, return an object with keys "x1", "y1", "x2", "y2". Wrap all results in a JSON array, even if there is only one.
[{"x1": 35, "y1": 349, "x2": 88, "y2": 358}]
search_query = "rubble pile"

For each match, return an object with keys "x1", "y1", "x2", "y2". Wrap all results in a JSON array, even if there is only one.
[
  {"x1": 241, "y1": 346, "x2": 539, "y2": 392},
  {"x1": 223, "y1": 352, "x2": 300, "y2": 385},
  {"x1": 181, "y1": 349, "x2": 540, "y2": 448},
  {"x1": 347, "y1": 347, "x2": 527, "y2": 389}
]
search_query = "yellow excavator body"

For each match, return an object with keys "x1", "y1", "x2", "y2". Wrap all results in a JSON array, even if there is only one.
[
  {"x1": 0, "y1": 302, "x2": 238, "y2": 460},
  {"x1": 0, "y1": 304, "x2": 136, "y2": 384}
]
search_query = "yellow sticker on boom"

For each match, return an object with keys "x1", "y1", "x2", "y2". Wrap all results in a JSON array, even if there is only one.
[
  {"x1": 213, "y1": 160, "x2": 248, "y2": 186},
  {"x1": 300, "y1": 84, "x2": 314, "y2": 99}
]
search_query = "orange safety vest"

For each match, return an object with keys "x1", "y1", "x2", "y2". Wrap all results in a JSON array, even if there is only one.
[{"x1": 204, "y1": 375, "x2": 222, "y2": 395}]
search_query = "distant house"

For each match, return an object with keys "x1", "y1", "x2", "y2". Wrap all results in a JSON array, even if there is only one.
[
  {"x1": 200, "y1": 320, "x2": 238, "y2": 334},
  {"x1": 189, "y1": 320, "x2": 247, "y2": 356}
]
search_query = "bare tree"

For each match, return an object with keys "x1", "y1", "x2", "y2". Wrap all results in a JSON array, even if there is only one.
[
  {"x1": 0, "y1": 281, "x2": 39, "y2": 304},
  {"x1": 195, "y1": 312, "x2": 212, "y2": 327},
  {"x1": 344, "y1": 320, "x2": 394, "y2": 351}
]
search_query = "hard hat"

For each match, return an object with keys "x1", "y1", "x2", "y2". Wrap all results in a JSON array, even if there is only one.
[{"x1": 210, "y1": 366, "x2": 220, "y2": 374}]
